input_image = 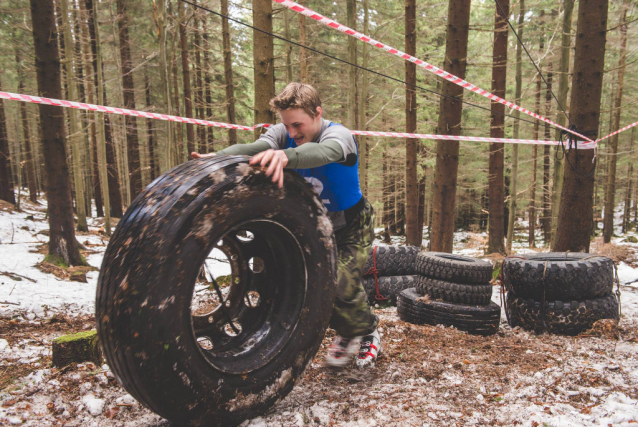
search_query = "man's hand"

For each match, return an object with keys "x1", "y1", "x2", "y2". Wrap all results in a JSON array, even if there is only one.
[
  {"x1": 249, "y1": 149, "x2": 288, "y2": 188},
  {"x1": 191, "y1": 152, "x2": 216, "y2": 159}
]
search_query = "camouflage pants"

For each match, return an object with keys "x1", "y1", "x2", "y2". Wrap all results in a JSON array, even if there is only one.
[{"x1": 329, "y1": 200, "x2": 378, "y2": 338}]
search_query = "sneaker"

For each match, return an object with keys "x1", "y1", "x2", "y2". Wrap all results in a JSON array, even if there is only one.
[
  {"x1": 355, "y1": 329, "x2": 382, "y2": 368},
  {"x1": 325, "y1": 335, "x2": 362, "y2": 368}
]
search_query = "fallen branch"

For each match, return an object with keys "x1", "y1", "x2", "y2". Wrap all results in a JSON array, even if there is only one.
[
  {"x1": 0, "y1": 271, "x2": 37, "y2": 283},
  {"x1": 0, "y1": 301, "x2": 20, "y2": 305}
]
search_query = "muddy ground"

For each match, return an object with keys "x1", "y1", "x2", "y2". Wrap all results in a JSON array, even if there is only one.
[{"x1": 1, "y1": 304, "x2": 638, "y2": 426}]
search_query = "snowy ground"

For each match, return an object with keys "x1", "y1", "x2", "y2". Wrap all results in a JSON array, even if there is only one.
[{"x1": 1, "y1": 200, "x2": 638, "y2": 426}]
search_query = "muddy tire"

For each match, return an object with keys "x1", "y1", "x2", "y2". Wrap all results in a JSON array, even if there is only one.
[
  {"x1": 96, "y1": 156, "x2": 338, "y2": 426},
  {"x1": 362, "y1": 275, "x2": 418, "y2": 305},
  {"x1": 363, "y1": 245, "x2": 419, "y2": 276},
  {"x1": 416, "y1": 252, "x2": 493, "y2": 284},
  {"x1": 502, "y1": 253, "x2": 614, "y2": 300},
  {"x1": 417, "y1": 276, "x2": 493, "y2": 306},
  {"x1": 505, "y1": 292, "x2": 619, "y2": 336},
  {"x1": 397, "y1": 288, "x2": 500, "y2": 336}
]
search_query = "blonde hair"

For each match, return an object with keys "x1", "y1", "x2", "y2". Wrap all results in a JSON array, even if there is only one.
[{"x1": 269, "y1": 83, "x2": 322, "y2": 118}]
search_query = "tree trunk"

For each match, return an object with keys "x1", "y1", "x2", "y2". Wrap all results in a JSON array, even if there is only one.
[
  {"x1": 383, "y1": 147, "x2": 392, "y2": 243},
  {"x1": 156, "y1": 0, "x2": 173, "y2": 172},
  {"x1": 554, "y1": 0, "x2": 608, "y2": 252},
  {"x1": 529, "y1": 30, "x2": 544, "y2": 248},
  {"x1": 221, "y1": 0, "x2": 237, "y2": 146},
  {"x1": 16, "y1": 60, "x2": 38, "y2": 204},
  {"x1": 86, "y1": 0, "x2": 122, "y2": 219},
  {"x1": 602, "y1": 0, "x2": 628, "y2": 243},
  {"x1": 529, "y1": 157, "x2": 538, "y2": 248},
  {"x1": 430, "y1": 0, "x2": 472, "y2": 252},
  {"x1": 298, "y1": 0, "x2": 308, "y2": 83},
  {"x1": 252, "y1": 0, "x2": 275, "y2": 141},
  {"x1": 72, "y1": 0, "x2": 93, "y2": 220},
  {"x1": 405, "y1": 0, "x2": 419, "y2": 246},
  {"x1": 78, "y1": 0, "x2": 103, "y2": 218},
  {"x1": 623, "y1": 127, "x2": 635, "y2": 232},
  {"x1": 347, "y1": 0, "x2": 357, "y2": 130},
  {"x1": 193, "y1": 1, "x2": 205, "y2": 152},
  {"x1": 145, "y1": 73, "x2": 157, "y2": 182},
  {"x1": 417, "y1": 170, "x2": 426, "y2": 242},
  {"x1": 178, "y1": 0, "x2": 195, "y2": 155},
  {"x1": 61, "y1": 0, "x2": 88, "y2": 231},
  {"x1": 172, "y1": 50, "x2": 183, "y2": 161},
  {"x1": 542, "y1": 66, "x2": 553, "y2": 243},
  {"x1": 0, "y1": 77, "x2": 15, "y2": 205},
  {"x1": 551, "y1": 0, "x2": 574, "y2": 247},
  {"x1": 506, "y1": 0, "x2": 525, "y2": 253},
  {"x1": 358, "y1": 0, "x2": 369, "y2": 198},
  {"x1": 115, "y1": 0, "x2": 142, "y2": 201},
  {"x1": 487, "y1": 0, "x2": 509, "y2": 255},
  {"x1": 597, "y1": 81, "x2": 616, "y2": 232},
  {"x1": 284, "y1": 8, "x2": 293, "y2": 83},
  {"x1": 30, "y1": 0, "x2": 85, "y2": 265},
  {"x1": 395, "y1": 175, "x2": 405, "y2": 236},
  {"x1": 89, "y1": 0, "x2": 112, "y2": 234},
  {"x1": 202, "y1": 16, "x2": 214, "y2": 152}
]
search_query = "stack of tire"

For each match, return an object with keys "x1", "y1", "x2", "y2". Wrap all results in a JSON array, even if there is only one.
[
  {"x1": 362, "y1": 245, "x2": 419, "y2": 305},
  {"x1": 503, "y1": 253, "x2": 620, "y2": 336},
  {"x1": 397, "y1": 252, "x2": 501, "y2": 336}
]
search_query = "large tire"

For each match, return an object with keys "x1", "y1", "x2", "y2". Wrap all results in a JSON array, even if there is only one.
[
  {"x1": 417, "y1": 276, "x2": 493, "y2": 306},
  {"x1": 502, "y1": 252, "x2": 614, "y2": 300},
  {"x1": 397, "y1": 288, "x2": 500, "y2": 336},
  {"x1": 96, "y1": 156, "x2": 338, "y2": 426},
  {"x1": 362, "y1": 275, "x2": 418, "y2": 305},
  {"x1": 416, "y1": 252, "x2": 493, "y2": 284},
  {"x1": 363, "y1": 245, "x2": 419, "y2": 276},
  {"x1": 505, "y1": 292, "x2": 619, "y2": 336}
]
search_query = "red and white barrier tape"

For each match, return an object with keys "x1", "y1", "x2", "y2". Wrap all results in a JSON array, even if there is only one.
[
  {"x1": 594, "y1": 119, "x2": 638, "y2": 144},
  {"x1": 0, "y1": 91, "x2": 271, "y2": 132},
  {"x1": 0, "y1": 91, "x2": 596, "y2": 148},
  {"x1": 273, "y1": 0, "x2": 594, "y2": 143},
  {"x1": 351, "y1": 130, "x2": 594, "y2": 148}
]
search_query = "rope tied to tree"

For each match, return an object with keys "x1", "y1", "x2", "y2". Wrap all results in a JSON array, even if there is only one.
[
  {"x1": 364, "y1": 246, "x2": 388, "y2": 301},
  {"x1": 557, "y1": 125, "x2": 597, "y2": 178}
]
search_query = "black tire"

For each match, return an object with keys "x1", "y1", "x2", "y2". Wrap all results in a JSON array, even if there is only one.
[
  {"x1": 415, "y1": 252, "x2": 493, "y2": 284},
  {"x1": 417, "y1": 276, "x2": 493, "y2": 306},
  {"x1": 96, "y1": 156, "x2": 338, "y2": 426},
  {"x1": 397, "y1": 288, "x2": 501, "y2": 336},
  {"x1": 505, "y1": 292, "x2": 619, "y2": 336},
  {"x1": 362, "y1": 275, "x2": 418, "y2": 305},
  {"x1": 363, "y1": 245, "x2": 419, "y2": 277},
  {"x1": 502, "y1": 252, "x2": 614, "y2": 300}
]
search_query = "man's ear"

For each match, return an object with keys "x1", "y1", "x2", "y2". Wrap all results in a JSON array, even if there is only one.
[{"x1": 315, "y1": 106, "x2": 323, "y2": 119}]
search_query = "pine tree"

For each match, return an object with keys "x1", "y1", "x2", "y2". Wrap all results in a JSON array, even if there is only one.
[
  {"x1": 555, "y1": 0, "x2": 609, "y2": 252},
  {"x1": 430, "y1": 0, "x2": 472, "y2": 252}
]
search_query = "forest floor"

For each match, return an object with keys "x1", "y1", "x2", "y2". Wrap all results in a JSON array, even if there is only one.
[{"x1": 1, "y1": 199, "x2": 638, "y2": 426}]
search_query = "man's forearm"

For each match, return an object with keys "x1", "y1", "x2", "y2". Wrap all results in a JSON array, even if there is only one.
[
  {"x1": 216, "y1": 140, "x2": 272, "y2": 157},
  {"x1": 283, "y1": 139, "x2": 345, "y2": 169}
]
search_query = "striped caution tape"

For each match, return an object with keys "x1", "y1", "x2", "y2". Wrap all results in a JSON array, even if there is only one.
[
  {"x1": 0, "y1": 91, "x2": 595, "y2": 148},
  {"x1": 273, "y1": 0, "x2": 594, "y2": 143}
]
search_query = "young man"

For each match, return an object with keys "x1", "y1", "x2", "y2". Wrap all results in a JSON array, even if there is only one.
[{"x1": 192, "y1": 82, "x2": 381, "y2": 368}]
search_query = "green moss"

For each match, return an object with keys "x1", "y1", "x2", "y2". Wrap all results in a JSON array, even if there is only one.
[
  {"x1": 44, "y1": 254, "x2": 69, "y2": 268},
  {"x1": 215, "y1": 274, "x2": 232, "y2": 287},
  {"x1": 492, "y1": 260, "x2": 503, "y2": 281},
  {"x1": 53, "y1": 330, "x2": 97, "y2": 344}
]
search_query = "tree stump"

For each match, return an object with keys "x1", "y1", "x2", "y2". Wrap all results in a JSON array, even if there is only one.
[{"x1": 52, "y1": 330, "x2": 102, "y2": 367}]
